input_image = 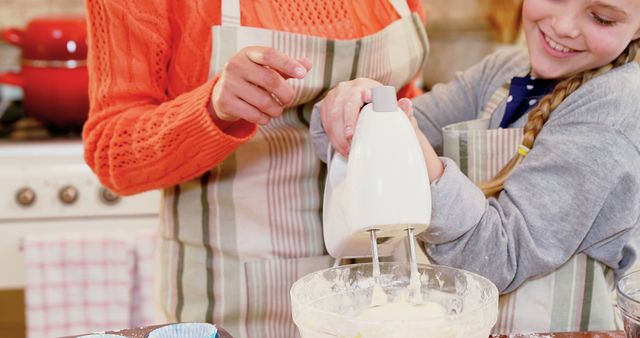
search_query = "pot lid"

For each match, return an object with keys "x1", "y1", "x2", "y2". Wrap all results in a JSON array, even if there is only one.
[{"x1": 2, "y1": 17, "x2": 88, "y2": 61}]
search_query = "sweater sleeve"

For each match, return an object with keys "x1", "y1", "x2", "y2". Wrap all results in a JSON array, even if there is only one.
[{"x1": 82, "y1": 0, "x2": 256, "y2": 196}]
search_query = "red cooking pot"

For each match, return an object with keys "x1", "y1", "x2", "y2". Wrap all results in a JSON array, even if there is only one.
[{"x1": 0, "y1": 16, "x2": 89, "y2": 127}]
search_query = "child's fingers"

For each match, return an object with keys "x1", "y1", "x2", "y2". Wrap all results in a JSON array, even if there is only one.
[
  {"x1": 398, "y1": 98, "x2": 413, "y2": 116},
  {"x1": 399, "y1": 98, "x2": 421, "y2": 131}
]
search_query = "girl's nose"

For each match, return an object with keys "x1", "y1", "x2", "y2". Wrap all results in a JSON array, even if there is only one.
[{"x1": 551, "y1": 14, "x2": 580, "y2": 39}]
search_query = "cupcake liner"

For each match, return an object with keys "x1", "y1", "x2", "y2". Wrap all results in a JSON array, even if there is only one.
[
  {"x1": 148, "y1": 323, "x2": 218, "y2": 338},
  {"x1": 77, "y1": 334, "x2": 127, "y2": 338}
]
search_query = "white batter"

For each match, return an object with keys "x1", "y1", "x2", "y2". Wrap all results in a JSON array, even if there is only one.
[
  {"x1": 361, "y1": 268, "x2": 446, "y2": 322},
  {"x1": 358, "y1": 299, "x2": 447, "y2": 321}
]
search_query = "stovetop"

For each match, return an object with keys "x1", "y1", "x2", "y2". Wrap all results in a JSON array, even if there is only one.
[
  {"x1": 0, "y1": 99, "x2": 161, "y2": 222},
  {"x1": 0, "y1": 100, "x2": 82, "y2": 141}
]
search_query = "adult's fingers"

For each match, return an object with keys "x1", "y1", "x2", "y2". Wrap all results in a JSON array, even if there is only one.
[
  {"x1": 245, "y1": 47, "x2": 308, "y2": 79},
  {"x1": 297, "y1": 57, "x2": 313, "y2": 72},
  {"x1": 217, "y1": 93, "x2": 272, "y2": 125},
  {"x1": 234, "y1": 80, "x2": 284, "y2": 118},
  {"x1": 232, "y1": 59, "x2": 296, "y2": 107},
  {"x1": 332, "y1": 86, "x2": 365, "y2": 142},
  {"x1": 360, "y1": 88, "x2": 373, "y2": 104},
  {"x1": 318, "y1": 78, "x2": 384, "y2": 157},
  {"x1": 212, "y1": 74, "x2": 273, "y2": 124},
  {"x1": 263, "y1": 57, "x2": 313, "y2": 81},
  {"x1": 320, "y1": 95, "x2": 350, "y2": 157}
]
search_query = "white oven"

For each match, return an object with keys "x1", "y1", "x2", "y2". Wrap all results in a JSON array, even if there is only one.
[{"x1": 0, "y1": 140, "x2": 161, "y2": 337}]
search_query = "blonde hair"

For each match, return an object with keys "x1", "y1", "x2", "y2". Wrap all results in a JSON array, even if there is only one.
[{"x1": 480, "y1": 40, "x2": 640, "y2": 197}]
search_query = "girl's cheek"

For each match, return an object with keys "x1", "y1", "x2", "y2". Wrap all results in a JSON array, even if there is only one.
[{"x1": 586, "y1": 27, "x2": 628, "y2": 55}]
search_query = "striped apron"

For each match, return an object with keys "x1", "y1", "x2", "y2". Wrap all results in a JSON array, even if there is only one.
[
  {"x1": 156, "y1": 2, "x2": 429, "y2": 338},
  {"x1": 441, "y1": 85, "x2": 617, "y2": 333}
]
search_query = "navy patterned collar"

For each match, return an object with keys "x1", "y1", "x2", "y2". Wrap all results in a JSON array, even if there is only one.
[{"x1": 499, "y1": 74, "x2": 558, "y2": 128}]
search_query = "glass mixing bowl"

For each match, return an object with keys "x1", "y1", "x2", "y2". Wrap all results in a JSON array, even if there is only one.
[
  {"x1": 290, "y1": 262, "x2": 498, "y2": 338},
  {"x1": 617, "y1": 270, "x2": 640, "y2": 337}
]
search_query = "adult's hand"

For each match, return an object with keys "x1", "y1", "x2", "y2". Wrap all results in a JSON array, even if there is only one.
[
  {"x1": 211, "y1": 46, "x2": 312, "y2": 125},
  {"x1": 319, "y1": 78, "x2": 383, "y2": 157}
]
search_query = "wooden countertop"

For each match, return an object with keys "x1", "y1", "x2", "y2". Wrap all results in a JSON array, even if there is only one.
[
  {"x1": 491, "y1": 332, "x2": 625, "y2": 337},
  {"x1": 67, "y1": 324, "x2": 233, "y2": 338},
  {"x1": 69, "y1": 326, "x2": 625, "y2": 338}
]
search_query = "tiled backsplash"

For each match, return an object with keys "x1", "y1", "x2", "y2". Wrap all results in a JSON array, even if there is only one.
[{"x1": 0, "y1": 0, "x2": 85, "y2": 71}]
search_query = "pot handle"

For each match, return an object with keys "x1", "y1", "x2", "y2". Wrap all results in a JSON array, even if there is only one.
[
  {"x1": 1, "y1": 28, "x2": 23, "y2": 47},
  {"x1": 0, "y1": 72, "x2": 24, "y2": 88}
]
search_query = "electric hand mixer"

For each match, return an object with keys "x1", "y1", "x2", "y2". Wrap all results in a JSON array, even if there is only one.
[{"x1": 323, "y1": 86, "x2": 431, "y2": 275}]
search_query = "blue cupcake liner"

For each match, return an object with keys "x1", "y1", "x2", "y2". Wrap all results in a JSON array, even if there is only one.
[{"x1": 148, "y1": 323, "x2": 218, "y2": 338}]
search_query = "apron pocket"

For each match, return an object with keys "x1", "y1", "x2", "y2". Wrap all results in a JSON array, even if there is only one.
[
  {"x1": 244, "y1": 255, "x2": 333, "y2": 338},
  {"x1": 492, "y1": 254, "x2": 616, "y2": 334}
]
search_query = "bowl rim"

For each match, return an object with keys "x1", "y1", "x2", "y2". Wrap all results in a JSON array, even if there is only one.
[
  {"x1": 617, "y1": 270, "x2": 640, "y2": 316},
  {"x1": 290, "y1": 262, "x2": 499, "y2": 324}
]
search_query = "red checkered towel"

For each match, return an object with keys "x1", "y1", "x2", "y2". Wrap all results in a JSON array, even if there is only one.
[
  {"x1": 23, "y1": 230, "x2": 158, "y2": 338},
  {"x1": 130, "y1": 229, "x2": 158, "y2": 327}
]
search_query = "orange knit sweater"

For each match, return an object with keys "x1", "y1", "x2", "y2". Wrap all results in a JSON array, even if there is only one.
[{"x1": 83, "y1": 0, "x2": 426, "y2": 195}]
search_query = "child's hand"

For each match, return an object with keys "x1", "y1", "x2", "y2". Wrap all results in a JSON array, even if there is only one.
[
  {"x1": 398, "y1": 98, "x2": 444, "y2": 183},
  {"x1": 398, "y1": 98, "x2": 428, "y2": 152},
  {"x1": 319, "y1": 78, "x2": 383, "y2": 157},
  {"x1": 398, "y1": 98, "x2": 420, "y2": 131}
]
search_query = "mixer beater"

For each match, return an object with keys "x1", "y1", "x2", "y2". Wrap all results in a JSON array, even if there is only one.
[{"x1": 368, "y1": 227, "x2": 420, "y2": 282}]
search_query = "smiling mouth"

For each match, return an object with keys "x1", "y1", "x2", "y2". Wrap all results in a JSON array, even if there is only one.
[{"x1": 542, "y1": 31, "x2": 578, "y2": 53}]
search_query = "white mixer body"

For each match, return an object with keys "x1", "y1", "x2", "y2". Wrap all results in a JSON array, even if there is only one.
[{"x1": 323, "y1": 87, "x2": 431, "y2": 259}]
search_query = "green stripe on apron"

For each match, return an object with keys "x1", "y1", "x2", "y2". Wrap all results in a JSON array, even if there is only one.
[
  {"x1": 580, "y1": 257, "x2": 596, "y2": 331},
  {"x1": 459, "y1": 135, "x2": 468, "y2": 176},
  {"x1": 200, "y1": 171, "x2": 215, "y2": 322},
  {"x1": 217, "y1": 153, "x2": 242, "y2": 335},
  {"x1": 172, "y1": 184, "x2": 185, "y2": 321},
  {"x1": 322, "y1": 40, "x2": 335, "y2": 96},
  {"x1": 411, "y1": 14, "x2": 429, "y2": 72},
  {"x1": 297, "y1": 103, "x2": 326, "y2": 255},
  {"x1": 350, "y1": 40, "x2": 362, "y2": 80},
  {"x1": 550, "y1": 256, "x2": 579, "y2": 330}
]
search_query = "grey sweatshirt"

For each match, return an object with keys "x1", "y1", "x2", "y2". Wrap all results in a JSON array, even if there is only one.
[{"x1": 310, "y1": 47, "x2": 640, "y2": 293}]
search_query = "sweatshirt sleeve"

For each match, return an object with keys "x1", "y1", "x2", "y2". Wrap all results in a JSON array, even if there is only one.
[
  {"x1": 82, "y1": 0, "x2": 256, "y2": 196},
  {"x1": 420, "y1": 120, "x2": 640, "y2": 293},
  {"x1": 419, "y1": 63, "x2": 640, "y2": 293}
]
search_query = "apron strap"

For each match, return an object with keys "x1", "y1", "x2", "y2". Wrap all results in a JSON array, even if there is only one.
[
  {"x1": 478, "y1": 69, "x2": 531, "y2": 120},
  {"x1": 221, "y1": 0, "x2": 412, "y2": 27},
  {"x1": 479, "y1": 83, "x2": 509, "y2": 120},
  {"x1": 221, "y1": 0, "x2": 241, "y2": 27},
  {"x1": 389, "y1": 0, "x2": 412, "y2": 17}
]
